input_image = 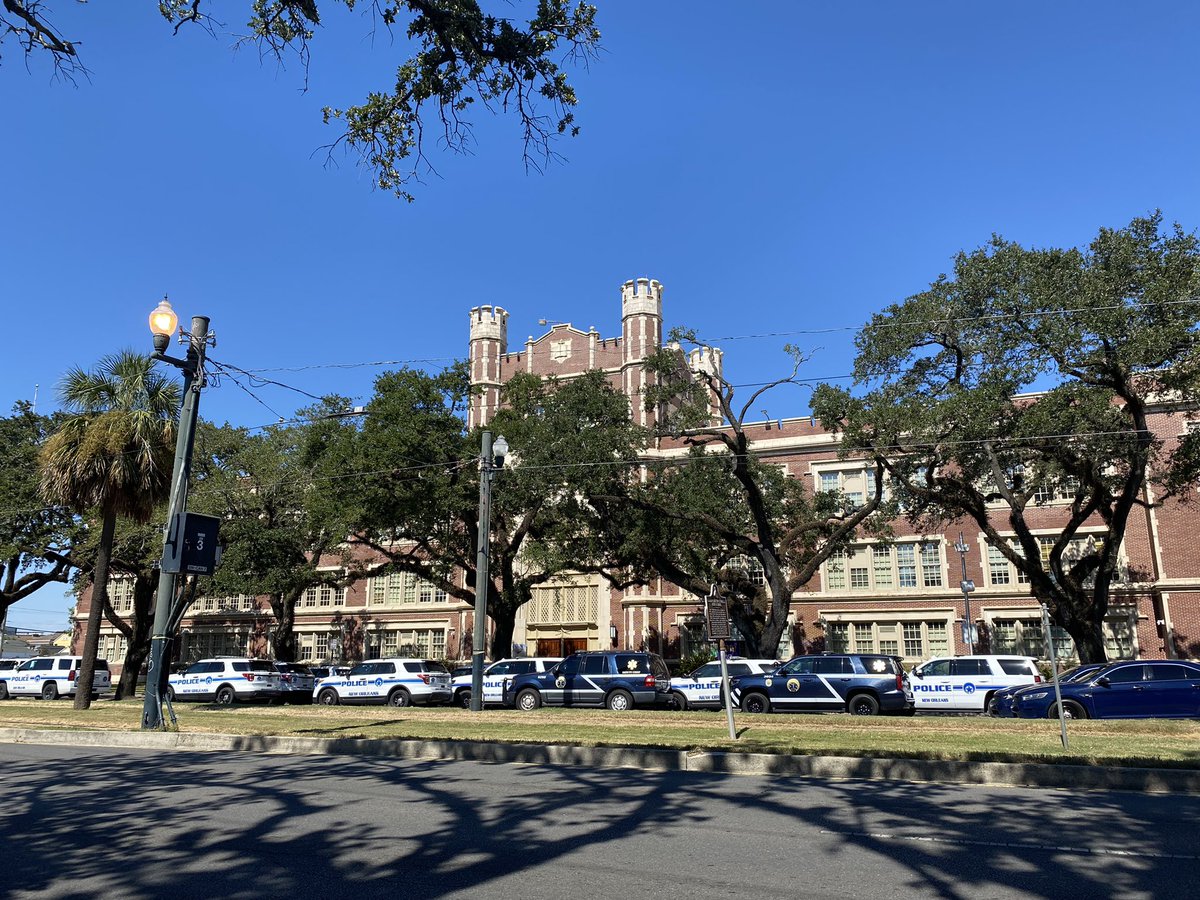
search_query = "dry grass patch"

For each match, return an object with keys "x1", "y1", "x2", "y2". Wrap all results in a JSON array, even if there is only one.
[{"x1": 1, "y1": 699, "x2": 1198, "y2": 769}]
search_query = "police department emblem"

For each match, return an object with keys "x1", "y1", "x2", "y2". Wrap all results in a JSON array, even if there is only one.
[
  {"x1": 764, "y1": 677, "x2": 773, "y2": 687},
  {"x1": 786, "y1": 678, "x2": 800, "y2": 693},
  {"x1": 555, "y1": 676, "x2": 567, "y2": 689},
  {"x1": 963, "y1": 682, "x2": 976, "y2": 694}
]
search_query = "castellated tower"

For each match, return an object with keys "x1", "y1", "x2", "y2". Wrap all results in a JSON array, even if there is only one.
[
  {"x1": 688, "y1": 345, "x2": 726, "y2": 425},
  {"x1": 621, "y1": 278, "x2": 664, "y2": 429},
  {"x1": 468, "y1": 305, "x2": 508, "y2": 429}
]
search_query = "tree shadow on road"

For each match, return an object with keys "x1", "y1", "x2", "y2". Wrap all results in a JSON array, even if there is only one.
[{"x1": 1, "y1": 744, "x2": 1196, "y2": 899}]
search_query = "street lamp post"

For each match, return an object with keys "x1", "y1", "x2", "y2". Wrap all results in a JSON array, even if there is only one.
[
  {"x1": 141, "y1": 298, "x2": 212, "y2": 730},
  {"x1": 470, "y1": 430, "x2": 508, "y2": 712},
  {"x1": 953, "y1": 532, "x2": 977, "y2": 655}
]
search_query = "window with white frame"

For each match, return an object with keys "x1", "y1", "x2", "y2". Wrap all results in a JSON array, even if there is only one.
[
  {"x1": 823, "y1": 618, "x2": 949, "y2": 659},
  {"x1": 108, "y1": 578, "x2": 135, "y2": 613},
  {"x1": 302, "y1": 579, "x2": 346, "y2": 608},
  {"x1": 725, "y1": 555, "x2": 766, "y2": 587},
  {"x1": 99, "y1": 633, "x2": 127, "y2": 663},
  {"x1": 190, "y1": 630, "x2": 248, "y2": 659},
  {"x1": 395, "y1": 629, "x2": 445, "y2": 659},
  {"x1": 314, "y1": 633, "x2": 329, "y2": 660},
  {"x1": 824, "y1": 541, "x2": 944, "y2": 592},
  {"x1": 815, "y1": 465, "x2": 877, "y2": 510},
  {"x1": 986, "y1": 534, "x2": 1110, "y2": 588}
]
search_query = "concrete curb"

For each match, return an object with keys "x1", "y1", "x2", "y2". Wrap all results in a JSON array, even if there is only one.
[{"x1": 2, "y1": 727, "x2": 1198, "y2": 794}]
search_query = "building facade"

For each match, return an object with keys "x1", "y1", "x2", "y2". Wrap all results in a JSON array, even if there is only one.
[{"x1": 76, "y1": 276, "x2": 1200, "y2": 673}]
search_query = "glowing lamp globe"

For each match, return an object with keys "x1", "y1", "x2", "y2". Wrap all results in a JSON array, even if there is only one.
[{"x1": 149, "y1": 298, "x2": 178, "y2": 351}]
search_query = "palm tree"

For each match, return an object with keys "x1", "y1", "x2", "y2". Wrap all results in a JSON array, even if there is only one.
[{"x1": 39, "y1": 350, "x2": 179, "y2": 710}]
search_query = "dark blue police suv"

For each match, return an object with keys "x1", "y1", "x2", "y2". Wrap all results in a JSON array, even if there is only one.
[{"x1": 730, "y1": 653, "x2": 910, "y2": 716}]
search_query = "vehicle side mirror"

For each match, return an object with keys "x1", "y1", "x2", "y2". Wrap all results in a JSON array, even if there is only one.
[
  {"x1": 1096, "y1": 676, "x2": 1111, "y2": 688},
  {"x1": 910, "y1": 669, "x2": 922, "y2": 679}
]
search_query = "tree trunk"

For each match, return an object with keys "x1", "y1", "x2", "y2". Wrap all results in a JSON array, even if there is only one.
[
  {"x1": 115, "y1": 575, "x2": 156, "y2": 700},
  {"x1": 269, "y1": 590, "x2": 300, "y2": 662},
  {"x1": 75, "y1": 507, "x2": 116, "y2": 710},
  {"x1": 1059, "y1": 614, "x2": 1109, "y2": 664}
]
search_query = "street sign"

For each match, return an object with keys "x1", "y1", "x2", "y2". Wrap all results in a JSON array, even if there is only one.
[
  {"x1": 161, "y1": 512, "x2": 222, "y2": 575},
  {"x1": 960, "y1": 622, "x2": 978, "y2": 645},
  {"x1": 705, "y1": 594, "x2": 731, "y2": 641}
]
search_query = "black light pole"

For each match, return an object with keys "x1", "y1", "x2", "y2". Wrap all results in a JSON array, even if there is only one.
[
  {"x1": 953, "y1": 532, "x2": 976, "y2": 655},
  {"x1": 470, "y1": 430, "x2": 508, "y2": 712},
  {"x1": 141, "y1": 298, "x2": 212, "y2": 730}
]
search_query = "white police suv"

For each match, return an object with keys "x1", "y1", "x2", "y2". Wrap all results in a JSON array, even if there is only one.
[
  {"x1": 669, "y1": 658, "x2": 781, "y2": 710},
  {"x1": 450, "y1": 657, "x2": 560, "y2": 708},
  {"x1": 167, "y1": 658, "x2": 284, "y2": 705},
  {"x1": 905, "y1": 655, "x2": 1042, "y2": 713},
  {"x1": 1, "y1": 656, "x2": 112, "y2": 700},
  {"x1": 314, "y1": 658, "x2": 452, "y2": 707}
]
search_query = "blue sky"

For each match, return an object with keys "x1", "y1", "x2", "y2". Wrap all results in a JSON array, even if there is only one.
[{"x1": 4, "y1": 1, "x2": 1199, "y2": 629}]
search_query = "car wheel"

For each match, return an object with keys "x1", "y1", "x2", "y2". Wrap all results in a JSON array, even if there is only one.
[
  {"x1": 166, "y1": 686, "x2": 176, "y2": 702},
  {"x1": 606, "y1": 689, "x2": 634, "y2": 712},
  {"x1": 669, "y1": 691, "x2": 689, "y2": 711},
  {"x1": 848, "y1": 693, "x2": 880, "y2": 716},
  {"x1": 986, "y1": 695, "x2": 1000, "y2": 716},
  {"x1": 456, "y1": 689, "x2": 473, "y2": 710},
  {"x1": 388, "y1": 688, "x2": 412, "y2": 708},
  {"x1": 0, "y1": 683, "x2": 8, "y2": 701},
  {"x1": 741, "y1": 692, "x2": 770, "y2": 714},
  {"x1": 516, "y1": 688, "x2": 542, "y2": 711},
  {"x1": 317, "y1": 688, "x2": 339, "y2": 706},
  {"x1": 41, "y1": 682, "x2": 59, "y2": 701},
  {"x1": 1052, "y1": 700, "x2": 1088, "y2": 720},
  {"x1": 214, "y1": 686, "x2": 235, "y2": 705}
]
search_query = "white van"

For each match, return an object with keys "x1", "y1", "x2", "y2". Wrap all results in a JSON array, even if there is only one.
[
  {"x1": 1, "y1": 656, "x2": 112, "y2": 700},
  {"x1": 905, "y1": 655, "x2": 1041, "y2": 713}
]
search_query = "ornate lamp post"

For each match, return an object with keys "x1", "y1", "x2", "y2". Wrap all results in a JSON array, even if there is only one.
[
  {"x1": 141, "y1": 298, "x2": 213, "y2": 730},
  {"x1": 469, "y1": 431, "x2": 508, "y2": 712}
]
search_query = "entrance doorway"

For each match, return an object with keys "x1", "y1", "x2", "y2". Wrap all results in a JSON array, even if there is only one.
[{"x1": 536, "y1": 637, "x2": 588, "y2": 657}]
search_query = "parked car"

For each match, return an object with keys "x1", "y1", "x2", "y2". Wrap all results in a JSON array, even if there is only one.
[
  {"x1": 314, "y1": 658, "x2": 452, "y2": 707},
  {"x1": 309, "y1": 665, "x2": 351, "y2": 684},
  {"x1": 988, "y1": 663, "x2": 1105, "y2": 717},
  {"x1": 730, "y1": 654, "x2": 909, "y2": 716},
  {"x1": 905, "y1": 655, "x2": 1041, "y2": 713},
  {"x1": 1012, "y1": 660, "x2": 1200, "y2": 720},
  {"x1": 450, "y1": 666, "x2": 473, "y2": 679},
  {"x1": 1, "y1": 656, "x2": 111, "y2": 701},
  {"x1": 451, "y1": 657, "x2": 560, "y2": 708},
  {"x1": 167, "y1": 658, "x2": 283, "y2": 705},
  {"x1": 273, "y1": 662, "x2": 317, "y2": 704},
  {"x1": 669, "y1": 658, "x2": 781, "y2": 710},
  {"x1": 504, "y1": 651, "x2": 672, "y2": 711}
]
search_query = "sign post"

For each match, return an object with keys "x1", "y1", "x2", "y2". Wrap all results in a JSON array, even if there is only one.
[
  {"x1": 1041, "y1": 603, "x2": 1069, "y2": 750},
  {"x1": 705, "y1": 589, "x2": 737, "y2": 741}
]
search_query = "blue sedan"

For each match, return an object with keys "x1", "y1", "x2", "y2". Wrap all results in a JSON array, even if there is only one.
[
  {"x1": 988, "y1": 664, "x2": 1104, "y2": 717},
  {"x1": 1011, "y1": 660, "x2": 1200, "y2": 719}
]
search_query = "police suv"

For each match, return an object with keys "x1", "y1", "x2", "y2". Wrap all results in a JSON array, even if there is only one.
[
  {"x1": 1, "y1": 656, "x2": 112, "y2": 700},
  {"x1": 504, "y1": 651, "x2": 672, "y2": 711},
  {"x1": 905, "y1": 655, "x2": 1041, "y2": 713},
  {"x1": 730, "y1": 653, "x2": 909, "y2": 715},
  {"x1": 314, "y1": 658, "x2": 452, "y2": 707},
  {"x1": 451, "y1": 657, "x2": 560, "y2": 708},
  {"x1": 167, "y1": 658, "x2": 284, "y2": 704},
  {"x1": 669, "y1": 658, "x2": 781, "y2": 710}
]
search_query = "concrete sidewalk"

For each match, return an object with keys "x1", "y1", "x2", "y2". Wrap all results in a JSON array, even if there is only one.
[{"x1": 3, "y1": 726, "x2": 1198, "y2": 794}]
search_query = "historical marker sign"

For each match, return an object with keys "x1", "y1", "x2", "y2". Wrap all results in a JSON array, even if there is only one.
[{"x1": 705, "y1": 594, "x2": 731, "y2": 641}]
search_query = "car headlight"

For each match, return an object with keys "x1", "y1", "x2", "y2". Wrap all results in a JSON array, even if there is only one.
[{"x1": 1023, "y1": 691, "x2": 1049, "y2": 701}]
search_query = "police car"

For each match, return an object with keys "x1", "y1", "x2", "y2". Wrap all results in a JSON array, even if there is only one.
[
  {"x1": 167, "y1": 658, "x2": 283, "y2": 704},
  {"x1": 1, "y1": 656, "x2": 112, "y2": 700},
  {"x1": 905, "y1": 655, "x2": 1041, "y2": 713},
  {"x1": 669, "y1": 658, "x2": 781, "y2": 710},
  {"x1": 451, "y1": 657, "x2": 560, "y2": 708},
  {"x1": 730, "y1": 653, "x2": 909, "y2": 715},
  {"x1": 504, "y1": 651, "x2": 672, "y2": 711},
  {"x1": 314, "y1": 658, "x2": 452, "y2": 707}
]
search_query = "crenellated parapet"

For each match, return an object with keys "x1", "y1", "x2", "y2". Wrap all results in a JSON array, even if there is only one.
[
  {"x1": 621, "y1": 278, "x2": 663, "y2": 320},
  {"x1": 688, "y1": 345, "x2": 724, "y2": 379},
  {"x1": 469, "y1": 304, "x2": 509, "y2": 348}
]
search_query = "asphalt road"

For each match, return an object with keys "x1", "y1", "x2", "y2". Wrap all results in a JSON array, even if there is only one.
[{"x1": 1, "y1": 743, "x2": 1195, "y2": 900}]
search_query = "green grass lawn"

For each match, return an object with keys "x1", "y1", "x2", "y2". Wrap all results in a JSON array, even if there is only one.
[{"x1": 2, "y1": 699, "x2": 1198, "y2": 770}]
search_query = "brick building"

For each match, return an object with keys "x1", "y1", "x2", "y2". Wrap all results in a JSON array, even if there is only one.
[{"x1": 77, "y1": 277, "x2": 1200, "y2": 673}]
